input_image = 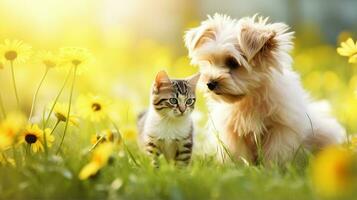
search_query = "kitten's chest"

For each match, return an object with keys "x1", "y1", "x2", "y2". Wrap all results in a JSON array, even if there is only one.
[
  {"x1": 147, "y1": 119, "x2": 191, "y2": 140},
  {"x1": 156, "y1": 139, "x2": 178, "y2": 160}
]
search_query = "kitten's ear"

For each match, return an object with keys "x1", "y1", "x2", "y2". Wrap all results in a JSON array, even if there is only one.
[
  {"x1": 154, "y1": 70, "x2": 170, "y2": 92},
  {"x1": 238, "y1": 15, "x2": 292, "y2": 63},
  {"x1": 187, "y1": 73, "x2": 200, "y2": 88}
]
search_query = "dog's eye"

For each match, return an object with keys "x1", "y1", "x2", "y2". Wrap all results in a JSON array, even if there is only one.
[
  {"x1": 169, "y1": 98, "x2": 178, "y2": 104},
  {"x1": 225, "y1": 56, "x2": 239, "y2": 69}
]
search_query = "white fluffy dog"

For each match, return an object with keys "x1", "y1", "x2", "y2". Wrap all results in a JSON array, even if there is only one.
[{"x1": 184, "y1": 14, "x2": 345, "y2": 164}]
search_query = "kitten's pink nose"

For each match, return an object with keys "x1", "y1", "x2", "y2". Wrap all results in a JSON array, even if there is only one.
[{"x1": 178, "y1": 105, "x2": 186, "y2": 114}]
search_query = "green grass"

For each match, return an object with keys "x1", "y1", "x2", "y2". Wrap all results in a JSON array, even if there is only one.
[{"x1": 0, "y1": 138, "x2": 318, "y2": 200}]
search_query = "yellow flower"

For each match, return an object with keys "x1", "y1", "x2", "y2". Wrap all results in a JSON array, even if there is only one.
[
  {"x1": 79, "y1": 143, "x2": 114, "y2": 180},
  {"x1": 52, "y1": 102, "x2": 79, "y2": 125},
  {"x1": 0, "y1": 61, "x2": 3, "y2": 69},
  {"x1": 0, "y1": 112, "x2": 26, "y2": 150},
  {"x1": 19, "y1": 124, "x2": 44, "y2": 153},
  {"x1": 103, "y1": 129, "x2": 115, "y2": 143},
  {"x1": 78, "y1": 162, "x2": 101, "y2": 180},
  {"x1": 337, "y1": 38, "x2": 357, "y2": 63},
  {"x1": 59, "y1": 47, "x2": 92, "y2": 69},
  {"x1": 0, "y1": 39, "x2": 32, "y2": 64},
  {"x1": 90, "y1": 134, "x2": 100, "y2": 145},
  {"x1": 76, "y1": 94, "x2": 111, "y2": 122},
  {"x1": 19, "y1": 124, "x2": 54, "y2": 153},
  {"x1": 36, "y1": 50, "x2": 58, "y2": 68},
  {"x1": 92, "y1": 143, "x2": 114, "y2": 165},
  {"x1": 311, "y1": 146, "x2": 356, "y2": 197},
  {"x1": 91, "y1": 129, "x2": 116, "y2": 145}
]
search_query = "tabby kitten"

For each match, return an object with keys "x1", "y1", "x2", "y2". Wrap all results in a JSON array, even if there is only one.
[{"x1": 137, "y1": 70, "x2": 200, "y2": 167}]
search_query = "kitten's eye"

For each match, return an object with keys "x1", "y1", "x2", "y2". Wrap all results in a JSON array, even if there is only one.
[
  {"x1": 169, "y1": 98, "x2": 178, "y2": 104},
  {"x1": 225, "y1": 56, "x2": 239, "y2": 69},
  {"x1": 186, "y1": 98, "x2": 195, "y2": 105}
]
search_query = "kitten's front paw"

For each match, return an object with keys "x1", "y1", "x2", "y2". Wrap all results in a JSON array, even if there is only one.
[{"x1": 151, "y1": 158, "x2": 160, "y2": 168}]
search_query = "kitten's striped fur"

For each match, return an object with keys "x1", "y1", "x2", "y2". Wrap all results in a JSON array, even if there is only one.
[{"x1": 137, "y1": 71, "x2": 200, "y2": 167}]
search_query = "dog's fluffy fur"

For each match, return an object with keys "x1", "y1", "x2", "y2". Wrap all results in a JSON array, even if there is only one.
[{"x1": 184, "y1": 14, "x2": 345, "y2": 164}]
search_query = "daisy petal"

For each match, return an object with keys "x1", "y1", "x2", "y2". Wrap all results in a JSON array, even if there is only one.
[{"x1": 348, "y1": 54, "x2": 357, "y2": 64}]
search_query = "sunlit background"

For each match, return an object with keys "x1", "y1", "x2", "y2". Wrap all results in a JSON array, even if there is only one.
[
  {"x1": 1, "y1": 0, "x2": 357, "y2": 146},
  {"x1": 0, "y1": 0, "x2": 357, "y2": 151},
  {"x1": 1, "y1": 1, "x2": 357, "y2": 199}
]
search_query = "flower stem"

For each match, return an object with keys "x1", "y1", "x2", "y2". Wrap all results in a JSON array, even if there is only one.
[
  {"x1": 29, "y1": 67, "x2": 49, "y2": 122},
  {"x1": 42, "y1": 107, "x2": 46, "y2": 131},
  {"x1": 111, "y1": 120, "x2": 140, "y2": 167},
  {"x1": 88, "y1": 135, "x2": 105, "y2": 152},
  {"x1": 26, "y1": 144, "x2": 30, "y2": 156},
  {"x1": 43, "y1": 129, "x2": 48, "y2": 157},
  {"x1": 0, "y1": 152, "x2": 10, "y2": 165},
  {"x1": 56, "y1": 66, "x2": 78, "y2": 155},
  {"x1": 10, "y1": 61, "x2": 20, "y2": 109},
  {"x1": 12, "y1": 144, "x2": 19, "y2": 167},
  {"x1": 0, "y1": 93, "x2": 6, "y2": 119},
  {"x1": 44, "y1": 69, "x2": 72, "y2": 128},
  {"x1": 44, "y1": 119, "x2": 60, "y2": 157},
  {"x1": 51, "y1": 121, "x2": 60, "y2": 137}
]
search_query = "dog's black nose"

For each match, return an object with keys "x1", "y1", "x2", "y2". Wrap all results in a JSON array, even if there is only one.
[{"x1": 207, "y1": 81, "x2": 218, "y2": 90}]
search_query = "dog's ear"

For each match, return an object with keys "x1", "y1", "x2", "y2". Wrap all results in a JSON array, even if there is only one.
[
  {"x1": 184, "y1": 27, "x2": 216, "y2": 54},
  {"x1": 239, "y1": 25, "x2": 276, "y2": 62},
  {"x1": 186, "y1": 73, "x2": 200, "y2": 89},
  {"x1": 153, "y1": 70, "x2": 170, "y2": 93},
  {"x1": 238, "y1": 16, "x2": 292, "y2": 64}
]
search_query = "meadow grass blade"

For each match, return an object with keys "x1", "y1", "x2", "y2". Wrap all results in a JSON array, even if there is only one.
[
  {"x1": 29, "y1": 67, "x2": 49, "y2": 121},
  {"x1": 88, "y1": 135, "x2": 105, "y2": 152},
  {"x1": 56, "y1": 66, "x2": 78, "y2": 155},
  {"x1": 44, "y1": 68, "x2": 72, "y2": 128},
  {"x1": 253, "y1": 132, "x2": 264, "y2": 165},
  {"x1": 0, "y1": 92, "x2": 6, "y2": 119},
  {"x1": 44, "y1": 119, "x2": 60, "y2": 157},
  {"x1": 49, "y1": 120, "x2": 60, "y2": 135},
  {"x1": 111, "y1": 120, "x2": 140, "y2": 167},
  {"x1": 10, "y1": 61, "x2": 20, "y2": 108},
  {"x1": 207, "y1": 112, "x2": 236, "y2": 164},
  {"x1": 292, "y1": 144, "x2": 305, "y2": 164},
  {"x1": 42, "y1": 107, "x2": 46, "y2": 131},
  {"x1": 0, "y1": 152, "x2": 11, "y2": 165},
  {"x1": 42, "y1": 108, "x2": 49, "y2": 157},
  {"x1": 11, "y1": 144, "x2": 19, "y2": 167},
  {"x1": 290, "y1": 112, "x2": 315, "y2": 164}
]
